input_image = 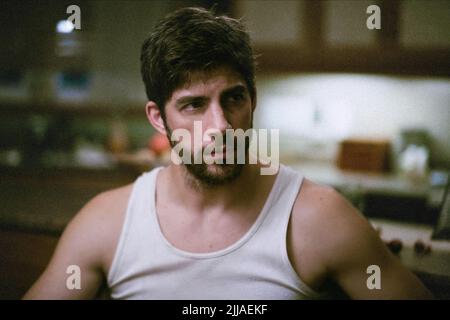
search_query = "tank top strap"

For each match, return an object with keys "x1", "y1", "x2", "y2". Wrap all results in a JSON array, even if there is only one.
[{"x1": 107, "y1": 166, "x2": 163, "y2": 284}]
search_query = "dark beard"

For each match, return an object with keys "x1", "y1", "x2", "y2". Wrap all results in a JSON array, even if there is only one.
[
  {"x1": 185, "y1": 161, "x2": 244, "y2": 187},
  {"x1": 165, "y1": 121, "x2": 251, "y2": 188}
]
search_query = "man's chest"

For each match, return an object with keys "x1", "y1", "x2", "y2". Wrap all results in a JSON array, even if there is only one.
[{"x1": 155, "y1": 204, "x2": 259, "y2": 253}]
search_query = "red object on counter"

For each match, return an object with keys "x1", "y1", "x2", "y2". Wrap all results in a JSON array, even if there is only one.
[{"x1": 148, "y1": 132, "x2": 170, "y2": 156}]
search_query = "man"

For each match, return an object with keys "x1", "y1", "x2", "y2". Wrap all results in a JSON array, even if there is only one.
[{"x1": 24, "y1": 7, "x2": 432, "y2": 300}]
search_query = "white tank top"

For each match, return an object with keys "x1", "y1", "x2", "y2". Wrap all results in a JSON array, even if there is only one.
[{"x1": 107, "y1": 164, "x2": 321, "y2": 299}]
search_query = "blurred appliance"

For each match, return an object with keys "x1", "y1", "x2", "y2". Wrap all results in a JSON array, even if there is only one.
[
  {"x1": 432, "y1": 171, "x2": 450, "y2": 240},
  {"x1": 400, "y1": 128, "x2": 430, "y2": 152},
  {"x1": 398, "y1": 128, "x2": 431, "y2": 177},
  {"x1": 337, "y1": 139, "x2": 391, "y2": 173}
]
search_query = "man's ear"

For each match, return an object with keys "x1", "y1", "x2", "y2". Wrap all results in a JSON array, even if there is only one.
[{"x1": 146, "y1": 101, "x2": 167, "y2": 135}]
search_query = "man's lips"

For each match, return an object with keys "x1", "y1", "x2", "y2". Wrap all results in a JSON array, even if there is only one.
[{"x1": 211, "y1": 146, "x2": 227, "y2": 157}]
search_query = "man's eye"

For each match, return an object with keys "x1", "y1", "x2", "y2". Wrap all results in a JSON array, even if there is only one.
[
  {"x1": 228, "y1": 93, "x2": 245, "y2": 103},
  {"x1": 183, "y1": 101, "x2": 203, "y2": 111}
]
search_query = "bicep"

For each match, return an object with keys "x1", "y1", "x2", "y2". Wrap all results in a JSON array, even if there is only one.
[
  {"x1": 23, "y1": 244, "x2": 103, "y2": 299},
  {"x1": 23, "y1": 202, "x2": 107, "y2": 299},
  {"x1": 326, "y1": 207, "x2": 432, "y2": 299},
  {"x1": 293, "y1": 182, "x2": 432, "y2": 299}
]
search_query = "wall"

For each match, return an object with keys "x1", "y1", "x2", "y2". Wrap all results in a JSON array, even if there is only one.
[{"x1": 254, "y1": 73, "x2": 450, "y2": 168}]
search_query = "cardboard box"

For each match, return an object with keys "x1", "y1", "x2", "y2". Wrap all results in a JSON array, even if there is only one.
[{"x1": 337, "y1": 139, "x2": 391, "y2": 173}]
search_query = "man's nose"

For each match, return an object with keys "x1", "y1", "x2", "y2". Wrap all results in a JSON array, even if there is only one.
[{"x1": 204, "y1": 102, "x2": 230, "y2": 135}]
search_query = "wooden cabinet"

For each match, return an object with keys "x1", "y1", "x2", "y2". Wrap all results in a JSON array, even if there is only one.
[
  {"x1": 233, "y1": 0, "x2": 450, "y2": 76},
  {"x1": 0, "y1": 230, "x2": 58, "y2": 299}
]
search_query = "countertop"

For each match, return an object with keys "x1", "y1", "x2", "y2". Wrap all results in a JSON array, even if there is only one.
[
  {"x1": 370, "y1": 218, "x2": 450, "y2": 278},
  {"x1": 288, "y1": 160, "x2": 431, "y2": 198}
]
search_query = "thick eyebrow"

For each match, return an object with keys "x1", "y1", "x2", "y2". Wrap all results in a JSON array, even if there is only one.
[
  {"x1": 221, "y1": 84, "x2": 248, "y2": 98},
  {"x1": 174, "y1": 84, "x2": 248, "y2": 108},
  {"x1": 175, "y1": 95, "x2": 206, "y2": 108}
]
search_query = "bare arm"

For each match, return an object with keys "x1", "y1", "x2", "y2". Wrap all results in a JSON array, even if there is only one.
[
  {"x1": 23, "y1": 185, "x2": 131, "y2": 299},
  {"x1": 292, "y1": 180, "x2": 433, "y2": 299},
  {"x1": 327, "y1": 197, "x2": 432, "y2": 299}
]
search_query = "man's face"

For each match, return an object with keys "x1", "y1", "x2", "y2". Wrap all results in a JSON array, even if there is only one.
[{"x1": 163, "y1": 66, "x2": 255, "y2": 186}]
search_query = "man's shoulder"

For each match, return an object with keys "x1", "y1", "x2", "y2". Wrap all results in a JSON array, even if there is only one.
[
  {"x1": 70, "y1": 183, "x2": 135, "y2": 241},
  {"x1": 290, "y1": 178, "x2": 376, "y2": 261},
  {"x1": 82, "y1": 183, "x2": 134, "y2": 217},
  {"x1": 292, "y1": 178, "x2": 349, "y2": 223},
  {"x1": 60, "y1": 183, "x2": 135, "y2": 269}
]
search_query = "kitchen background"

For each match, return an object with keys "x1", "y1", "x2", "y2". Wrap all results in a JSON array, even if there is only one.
[{"x1": 0, "y1": 0, "x2": 449, "y2": 299}]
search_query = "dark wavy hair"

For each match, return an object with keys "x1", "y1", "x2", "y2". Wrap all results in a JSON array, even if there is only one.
[{"x1": 140, "y1": 7, "x2": 256, "y2": 120}]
